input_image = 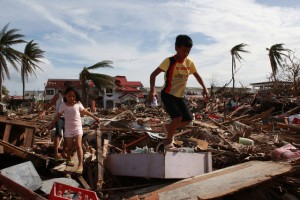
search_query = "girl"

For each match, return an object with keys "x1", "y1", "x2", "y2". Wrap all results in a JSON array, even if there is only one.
[{"x1": 48, "y1": 86, "x2": 99, "y2": 174}]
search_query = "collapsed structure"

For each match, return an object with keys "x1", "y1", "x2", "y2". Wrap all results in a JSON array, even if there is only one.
[{"x1": 0, "y1": 90, "x2": 300, "y2": 199}]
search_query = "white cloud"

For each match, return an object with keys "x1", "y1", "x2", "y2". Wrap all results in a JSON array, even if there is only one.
[{"x1": 1, "y1": 0, "x2": 300, "y2": 95}]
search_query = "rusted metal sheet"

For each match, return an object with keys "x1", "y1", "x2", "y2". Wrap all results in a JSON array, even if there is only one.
[
  {"x1": 127, "y1": 161, "x2": 292, "y2": 200},
  {"x1": 106, "y1": 152, "x2": 212, "y2": 179}
]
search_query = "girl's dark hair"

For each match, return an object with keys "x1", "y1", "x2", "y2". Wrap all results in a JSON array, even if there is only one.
[
  {"x1": 63, "y1": 86, "x2": 81, "y2": 102},
  {"x1": 175, "y1": 35, "x2": 193, "y2": 48}
]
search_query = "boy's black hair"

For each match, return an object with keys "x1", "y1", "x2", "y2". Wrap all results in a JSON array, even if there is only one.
[
  {"x1": 63, "y1": 86, "x2": 81, "y2": 102},
  {"x1": 175, "y1": 35, "x2": 193, "y2": 48}
]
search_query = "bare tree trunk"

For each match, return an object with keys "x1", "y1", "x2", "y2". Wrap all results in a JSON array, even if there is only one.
[{"x1": 22, "y1": 67, "x2": 25, "y2": 99}]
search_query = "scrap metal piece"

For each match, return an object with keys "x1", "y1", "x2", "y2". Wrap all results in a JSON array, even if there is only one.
[{"x1": 0, "y1": 161, "x2": 42, "y2": 191}]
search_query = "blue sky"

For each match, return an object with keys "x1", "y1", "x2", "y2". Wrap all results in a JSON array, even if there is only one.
[{"x1": 1, "y1": 0, "x2": 300, "y2": 95}]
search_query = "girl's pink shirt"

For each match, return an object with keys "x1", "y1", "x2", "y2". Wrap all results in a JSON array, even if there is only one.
[{"x1": 59, "y1": 102, "x2": 84, "y2": 138}]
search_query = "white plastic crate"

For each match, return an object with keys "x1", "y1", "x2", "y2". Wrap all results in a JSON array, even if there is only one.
[{"x1": 105, "y1": 151, "x2": 212, "y2": 179}]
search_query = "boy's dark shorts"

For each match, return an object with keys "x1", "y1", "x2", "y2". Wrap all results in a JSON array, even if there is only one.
[
  {"x1": 54, "y1": 117, "x2": 64, "y2": 137},
  {"x1": 161, "y1": 91, "x2": 193, "y2": 122}
]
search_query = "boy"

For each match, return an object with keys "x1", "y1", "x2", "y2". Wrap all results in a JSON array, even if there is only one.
[
  {"x1": 39, "y1": 81, "x2": 73, "y2": 160},
  {"x1": 148, "y1": 34, "x2": 209, "y2": 151}
]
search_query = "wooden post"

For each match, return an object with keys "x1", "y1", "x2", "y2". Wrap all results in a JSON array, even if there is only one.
[
  {"x1": 3, "y1": 124, "x2": 12, "y2": 142},
  {"x1": 24, "y1": 128, "x2": 34, "y2": 148},
  {"x1": 96, "y1": 127, "x2": 104, "y2": 191}
]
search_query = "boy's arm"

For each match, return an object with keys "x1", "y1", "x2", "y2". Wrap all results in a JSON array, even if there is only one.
[
  {"x1": 47, "y1": 113, "x2": 62, "y2": 130},
  {"x1": 148, "y1": 68, "x2": 163, "y2": 103},
  {"x1": 82, "y1": 109, "x2": 100, "y2": 123},
  {"x1": 38, "y1": 94, "x2": 59, "y2": 119},
  {"x1": 193, "y1": 72, "x2": 210, "y2": 98}
]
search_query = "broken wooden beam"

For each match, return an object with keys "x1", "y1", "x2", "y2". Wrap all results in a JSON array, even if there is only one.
[
  {"x1": 126, "y1": 161, "x2": 292, "y2": 200},
  {"x1": 283, "y1": 105, "x2": 300, "y2": 116},
  {"x1": 77, "y1": 175, "x2": 91, "y2": 190},
  {"x1": 276, "y1": 122, "x2": 300, "y2": 132},
  {"x1": 0, "y1": 116, "x2": 36, "y2": 148},
  {"x1": 0, "y1": 140, "x2": 50, "y2": 168},
  {"x1": 99, "y1": 127, "x2": 162, "y2": 133},
  {"x1": 96, "y1": 128, "x2": 104, "y2": 191},
  {"x1": 242, "y1": 107, "x2": 275, "y2": 124}
]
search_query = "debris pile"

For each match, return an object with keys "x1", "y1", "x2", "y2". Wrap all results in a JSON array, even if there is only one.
[{"x1": 1, "y1": 92, "x2": 300, "y2": 199}]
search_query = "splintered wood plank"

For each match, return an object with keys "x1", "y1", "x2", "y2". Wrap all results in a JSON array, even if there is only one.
[
  {"x1": 23, "y1": 128, "x2": 34, "y2": 147},
  {"x1": 0, "y1": 117, "x2": 36, "y2": 128},
  {"x1": 0, "y1": 140, "x2": 50, "y2": 168},
  {"x1": 242, "y1": 107, "x2": 275, "y2": 123},
  {"x1": 277, "y1": 122, "x2": 300, "y2": 132},
  {"x1": 96, "y1": 129, "x2": 104, "y2": 190},
  {"x1": 77, "y1": 175, "x2": 91, "y2": 190},
  {"x1": 0, "y1": 117, "x2": 36, "y2": 148},
  {"x1": 3, "y1": 124, "x2": 12, "y2": 142},
  {"x1": 128, "y1": 161, "x2": 292, "y2": 200}
]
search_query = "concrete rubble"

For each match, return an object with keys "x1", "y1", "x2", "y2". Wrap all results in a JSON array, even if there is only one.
[{"x1": 0, "y1": 92, "x2": 300, "y2": 199}]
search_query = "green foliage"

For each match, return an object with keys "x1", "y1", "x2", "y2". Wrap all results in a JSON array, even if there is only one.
[
  {"x1": 79, "y1": 60, "x2": 115, "y2": 106},
  {"x1": 21, "y1": 40, "x2": 45, "y2": 99},
  {"x1": 267, "y1": 43, "x2": 291, "y2": 78},
  {"x1": 0, "y1": 23, "x2": 26, "y2": 101},
  {"x1": 230, "y1": 43, "x2": 249, "y2": 93}
]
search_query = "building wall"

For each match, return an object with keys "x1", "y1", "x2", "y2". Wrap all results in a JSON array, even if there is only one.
[
  {"x1": 43, "y1": 78, "x2": 143, "y2": 109},
  {"x1": 44, "y1": 88, "x2": 83, "y2": 101},
  {"x1": 101, "y1": 89, "x2": 142, "y2": 109}
]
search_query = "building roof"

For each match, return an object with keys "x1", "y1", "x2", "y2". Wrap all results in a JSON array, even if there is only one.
[
  {"x1": 250, "y1": 81, "x2": 292, "y2": 86},
  {"x1": 115, "y1": 76, "x2": 142, "y2": 92},
  {"x1": 44, "y1": 77, "x2": 143, "y2": 94}
]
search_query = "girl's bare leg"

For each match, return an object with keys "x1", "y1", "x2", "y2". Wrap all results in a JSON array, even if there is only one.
[
  {"x1": 65, "y1": 137, "x2": 73, "y2": 161},
  {"x1": 74, "y1": 134, "x2": 83, "y2": 170}
]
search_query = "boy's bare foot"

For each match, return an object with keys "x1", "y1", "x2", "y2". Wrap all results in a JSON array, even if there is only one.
[{"x1": 164, "y1": 143, "x2": 178, "y2": 152}]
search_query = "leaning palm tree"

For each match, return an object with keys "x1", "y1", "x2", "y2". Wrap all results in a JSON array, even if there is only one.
[
  {"x1": 0, "y1": 23, "x2": 26, "y2": 101},
  {"x1": 79, "y1": 60, "x2": 115, "y2": 106},
  {"x1": 230, "y1": 43, "x2": 249, "y2": 93},
  {"x1": 21, "y1": 40, "x2": 45, "y2": 99},
  {"x1": 266, "y1": 43, "x2": 291, "y2": 82}
]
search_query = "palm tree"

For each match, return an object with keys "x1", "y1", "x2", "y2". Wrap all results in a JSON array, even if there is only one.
[
  {"x1": 79, "y1": 60, "x2": 115, "y2": 106},
  {"x1": 266, "y1": 43, "x2": 290, "y2": 82},
  {"x1": 21, "y1": 40, "x2": 45, "y2": 99},
  {"x1": 230, "y1": 43, "x2": 249, "y2": 93},
  {"x1": 0, "y1": 23, "x2": 26, "y2": 101}
]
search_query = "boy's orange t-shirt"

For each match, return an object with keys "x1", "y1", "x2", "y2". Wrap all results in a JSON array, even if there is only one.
[{"x1": 159, "y1": 57, "x2": 197, "y2": 98}]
